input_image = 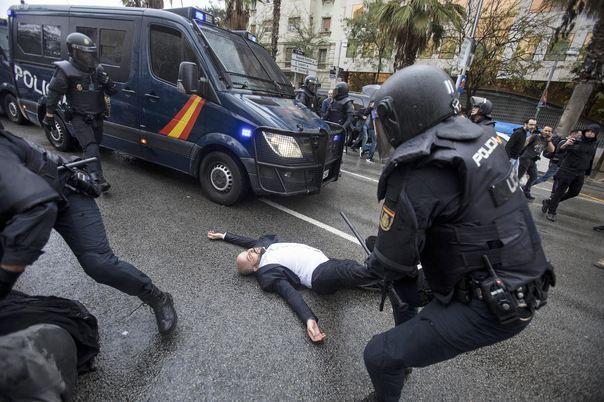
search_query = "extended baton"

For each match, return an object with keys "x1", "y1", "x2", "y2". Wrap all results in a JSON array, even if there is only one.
[
  {"x1": 339, "y1": 211, "x2": 407, "y2": 312},
  {"x1": 57, "y1": 157, "x2": 98, "y2": 172}
]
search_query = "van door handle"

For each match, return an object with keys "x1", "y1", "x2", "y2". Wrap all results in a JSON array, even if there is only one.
[
  {"x1": 122, "y1": 88, "x2": 135, "y2": 95},
  {"x1": 145, "y1": 93, "x2": 160, "y2": 101}
]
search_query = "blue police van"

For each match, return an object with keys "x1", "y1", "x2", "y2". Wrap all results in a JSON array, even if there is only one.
[
  {"x1": 7, "y1": 5, "x2": 344, "y2": 205},
  {"x1": 0, "y1": 17, "x2": 22, "y2": 124}
]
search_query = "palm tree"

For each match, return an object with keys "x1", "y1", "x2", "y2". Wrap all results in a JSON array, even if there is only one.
[
  {"x1": 377, "y1": 0, "x2": 465, "y2": 71},
  {"x1": 270, "y1": 0, "x2": 281, "y2": 58},
  {"x1": 225, "y1": 0, "x2": 251, "y2": 30},
  {"x1": 553, "y1": 0, "x2": 603, "y2": 154},
  {"x1": 122, "y1": 0, "x2": 164, "y2": 8}
]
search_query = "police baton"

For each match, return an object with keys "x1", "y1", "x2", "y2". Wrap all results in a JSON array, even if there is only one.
[
  {"x1": 339, "y1": 212, "x2": 408, "y2": 312},
  {"x1": 57, "y1": 157, "x2": 98, "y2": 172}
]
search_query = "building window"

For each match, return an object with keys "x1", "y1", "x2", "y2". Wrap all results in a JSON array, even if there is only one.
[
  {"x1": 515, "y1": 36, "x2": 540, "y2": 61},
  {"x1": 439, "y1": 38, "x2": 456, "y2": 59},
  {"x1": 263, "y1": 20, "x2": 273, "y2": 33},
  {"x1": 318, "y1": 48, "x2": 327, "y2": 67},
  {"x1": 321, "y1": 17, "x2": 331, "y2": 33},
  {"x1": 43, "y1": 25, "x2": 61, "y2": 58},
  {"x1": 346, "y1": 40, "x2": 357, "y2": 58},
  {"x1": 17, "y1": 23, "x2": 42, "y2": 55},
  {"x1": 288, "y1": 17, "x2": 301, "y2": 32},
  {"x1": 544, "y1": 34, "x2": 574, "y2": 61}
]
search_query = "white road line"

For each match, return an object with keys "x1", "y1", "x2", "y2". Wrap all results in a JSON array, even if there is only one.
[
  {"x1": 340, "y1": 169, "x2": 379, "y2": 183},
  {"x1": 259, "y1": 198, "x2": 360, "y2": 245}
]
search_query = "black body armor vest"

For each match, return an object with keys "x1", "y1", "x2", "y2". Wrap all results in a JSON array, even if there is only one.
[
  {"x1": 54, "y1": 61, "x2": 105, "y2": 115},
  {"x1": 295, "y1": 88, "x2": 318, "y2": 112},
  {"x1": 379, "y1": 116, "x2": 551, "y2": 296},
  {"x1": 324, "y1": 97, "x2": 352, "y2": 125}
]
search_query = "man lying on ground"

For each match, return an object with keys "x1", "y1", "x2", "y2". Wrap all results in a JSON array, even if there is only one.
[{"x1": 207, "y1": 230, "x2": 382, "y2": 343}]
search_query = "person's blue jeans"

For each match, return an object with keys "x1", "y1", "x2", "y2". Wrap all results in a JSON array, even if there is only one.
[
  {"x1": 533, "y1": 161, "x2": 559, "y2": 186},
  {"x1": 362, "y1": 125, "x2": 376, "y2": 160}
]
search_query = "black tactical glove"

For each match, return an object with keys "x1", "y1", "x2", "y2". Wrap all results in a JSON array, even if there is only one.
[
  {"x1": 97, "y1": 69, "x2": 110, "y2": 85},
  {"x1": 42, "y1": 114, "x2": 55, "y2": 132},
  {"x1": 65, "y1": 168, "x2": 102, "y2": 198}
]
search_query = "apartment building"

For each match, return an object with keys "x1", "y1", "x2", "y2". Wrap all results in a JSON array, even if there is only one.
[{"x1": 247, "y1": 0, "x2": 596, "y2": 89}]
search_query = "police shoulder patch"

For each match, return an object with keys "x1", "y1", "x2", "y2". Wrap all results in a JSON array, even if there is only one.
[
  {"x1": 380, "y1": 204, "x2": 395, "y2": 231},
  {"x1": 76, "y1": 83, "x2": 83, "y2": 91}
]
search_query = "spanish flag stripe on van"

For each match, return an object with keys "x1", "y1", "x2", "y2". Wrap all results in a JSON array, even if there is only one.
[{"x1": 159, "y1": 95, "x2": 205, "y2": 140}]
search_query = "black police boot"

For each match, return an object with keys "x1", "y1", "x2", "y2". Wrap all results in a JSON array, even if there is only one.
[
  {"x1": 90, "y1": 173, "x2": 111, "y2": 193},
  {"x1": 546, "y1": 213, "x2": 556, "y2": 222},
  {"x1": 139, "y1": 287, "x2": 177, "y2": 335},
  {"x1": 541, "y1": 199, "x2": 549, "y2": 213}
]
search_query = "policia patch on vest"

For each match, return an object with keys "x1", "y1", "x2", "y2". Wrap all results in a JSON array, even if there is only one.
[{"x1": 380, "y1": 205, "x2": 395, "y2": 231}]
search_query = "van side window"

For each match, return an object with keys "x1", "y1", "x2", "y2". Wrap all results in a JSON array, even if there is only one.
[
  {"x1": 76, "y1": 27, "x2": 97, "y2": 44},
  {"x1": 150, "y1": 25, "x2": 199, "y2": 85},
  {"x1": 17, "y1": 23, "x2": 42, "y2": 55},
  {"x1": 43, "y1": 25, "x2": 61, "y2": 58},
  {"x1": 100, "y1": 29, "x2": 125, "y2": 66}
]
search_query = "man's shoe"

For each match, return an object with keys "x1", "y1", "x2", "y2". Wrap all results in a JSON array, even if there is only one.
[
  {"x1": 593, "y1": 225, "x2": 604, "y2": 232},
  {"x1": 365, "y1": 158, "x2": 375, "y2": 164},
  {"x1": 594, "y1": 258, "x2": 604, "y2": 269},
  {"x1": 98, "y1": 179, "x2": 111, "y2": 193},
  {"x1": 541, "y1": 199, "x2": 549, "y2": 213},
  {"x1": 524, "y1": 192, "x2": 535, "y2": 200},
  {"x1": 140, "y1": 289, "x2": 177, "y2": 335},
  {"x1": 546, "y1": 213, "x2": 556, "y2": 222}
]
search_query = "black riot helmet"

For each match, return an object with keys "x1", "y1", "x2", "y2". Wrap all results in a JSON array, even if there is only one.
[
  {"x1": 66, "y1": 32, "x2": 98, "y2": 72},
  {"x1": 470, "y1": 96, "x2": 493, "y2": 118},
  {"x1": 333, "y1": 82, "x2": 349, "y2": 100},
  {"x1": 303, "y1": 75, "x2": 320, "y2": 95},
  {"x1": 372, "y1": 65, "x2": 460, "y2": 157}
]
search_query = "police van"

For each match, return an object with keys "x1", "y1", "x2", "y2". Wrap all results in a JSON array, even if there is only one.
[
  {"x1": 7, "y1": 5, "x2": 343, "y2": 205},
  {"x1": 0, "y1": 18, "x2": 22, "y2": 124}
]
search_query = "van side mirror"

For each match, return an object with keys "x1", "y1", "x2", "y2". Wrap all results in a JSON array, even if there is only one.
[{"x1": 177, "y1": 62, "x2": 198, "y2": 94}]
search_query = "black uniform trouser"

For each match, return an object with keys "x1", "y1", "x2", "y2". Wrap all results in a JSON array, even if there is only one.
[
  {"x1": 71, "y1": 115, "x2": 104, "y2": 178},
  {"x1": 311, "y1": 259, "x2": 380, "y2": 295},
  {"x1": 54, "y1": 192, "x2": 154, "y2": 297},
  {"x1": 547, "y1": 170, "x2": 585, "y2": 215},
  {"x1": 364, "y1": 297, "x2": 530, "y2": 402},
  {"x1": 518, "y1": 157, "x2": 538, "y2": 194}
]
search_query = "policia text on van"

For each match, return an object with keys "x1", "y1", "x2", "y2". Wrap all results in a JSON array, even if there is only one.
[{"x1": 7, "y1": 5, "x2": 344, "y2": 205}]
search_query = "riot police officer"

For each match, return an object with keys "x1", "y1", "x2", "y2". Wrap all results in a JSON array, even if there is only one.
[
  {"x1": 295, "y1": 75, "x2": 320, "y2": 114},
  {"x1": 323, "y1": 82, "x2": 354, "y2": 146},
  {"x1": 43, "y1": 32, "x2": 117, "y2": 192},
  {"x1": 0, "y1": 124, "x2": 177, "y2": 335},
  {"x1": 469, "y1": 95, "x2": 495, "y2": 127},
  {"x1": 363, "y1": 65, "x2": 555, "y2": 401}
]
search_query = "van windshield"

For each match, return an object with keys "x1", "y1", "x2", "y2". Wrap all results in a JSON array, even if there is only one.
[{"x1": 198, "y1": 24, "x2": 293, "y2": 97}]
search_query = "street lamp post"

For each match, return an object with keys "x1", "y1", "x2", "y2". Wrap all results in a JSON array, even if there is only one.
[{"x1": 455, "y1": 0, "x2": 485, "y2": 91}]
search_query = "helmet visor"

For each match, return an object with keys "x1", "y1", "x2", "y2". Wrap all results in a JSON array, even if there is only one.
[
  {"x1": 373, "y1": 111, "x2": 395, "y2": 161},
  {"x1": 307, "y1": 81, "x2": 319, "y2": 94},
  {"x1": 73, "y1": 47, "x2": 98, "y2": 70}
]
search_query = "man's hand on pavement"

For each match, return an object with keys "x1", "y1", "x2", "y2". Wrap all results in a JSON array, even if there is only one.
[
  {"x1": 306, "y1": 319, "x2": 326, "y2": 343},
  {"x1": 207, "y1": 230, "x2": 225, "y2": 240}
]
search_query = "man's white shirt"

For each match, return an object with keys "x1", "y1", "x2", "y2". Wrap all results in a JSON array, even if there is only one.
[{"x1": 259, "y1": 243, "x2": 329, "y2": 288}]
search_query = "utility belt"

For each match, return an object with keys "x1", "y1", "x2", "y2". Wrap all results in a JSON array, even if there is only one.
[{"x1": 454, "y1": 266, "x2": 554, "y2": 325}]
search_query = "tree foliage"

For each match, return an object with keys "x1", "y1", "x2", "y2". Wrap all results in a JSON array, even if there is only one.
[
  {"x1": 345, "y1": 1, "x2": 392, "y2": 83},
  {"x1": 122, "y1": 0, "x2": 164, "y2": 8},
  {"x1": 377, "y1": 0, "x2": 465, "y2": 70}
]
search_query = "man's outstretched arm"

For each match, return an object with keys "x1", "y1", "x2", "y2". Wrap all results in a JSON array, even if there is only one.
[
  {"x1": 207, "y1": 230, "x2": 258, "y2": 249},
  {"x1": 271, "y1": 279, "x2": 326, "y2": 343}
]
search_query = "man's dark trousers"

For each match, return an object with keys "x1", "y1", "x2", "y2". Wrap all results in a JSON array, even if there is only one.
[
  {"x1": 547, "y1": 170, "x2": 585, "y2": 215},
  {"x1": 54, "y1": 192, "x2": 154, "y2": 296},
  {"x1": 311, "y1": 259, "x2": 378, "y2": 295},
  {"x1": 518, "y1": 156, "x2": 538, "y2": 194},
  {"x1": 70, "y1": 115, "x2": 104, "y2": 177},
  {"x1": 364, "y1": 298, "x2": 530, "y2": 401}
]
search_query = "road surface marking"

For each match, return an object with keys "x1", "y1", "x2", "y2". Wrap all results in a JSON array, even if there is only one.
[
  {"x1": 341, "y1": 169, "x2": 379, "y2": 183},
  {"x1": 259, "y1": 198, "x2": 360, "y2": 245}
]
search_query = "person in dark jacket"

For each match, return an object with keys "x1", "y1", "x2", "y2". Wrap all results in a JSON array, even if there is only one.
[
  {"x1": 542, "y1": 125, "x2": 600, "y2": 221},
  {"x1": 207, "y1": 230, "x2": 383, "y2": 343},
  {"x1": 321, "y1": 89, "x2": 333, "y2": 118},
  {"x1": 0, "y1": 126, "x2": 177, "y2": 335},
  {"x1": 323, "y1": 82, "x2": 355, "y2": 150},
  {"x1": 295, "y1": 75, "x2": 320, "y2": 114},
  {"x1": 506, "y1": 118, "x2": 537, "y2": 173},
  {"x1": 43, "y1": 32, "x2": 118, "y2": 192},
  {"x1": 518, "y1": 125, "x2": 555, "y2": 199},
  {"x1": 533, "y1": 129, "x2": 581, "y2": 188}
]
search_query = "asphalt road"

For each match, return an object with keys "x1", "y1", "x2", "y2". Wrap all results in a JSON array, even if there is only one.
[{"x1": 3, "y1": 117, "x2": 604, "y2": 401}]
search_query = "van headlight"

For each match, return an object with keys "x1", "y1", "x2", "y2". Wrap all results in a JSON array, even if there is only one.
[{"x1": 262, "y1": 131, "x2": 303, "y2": 158}]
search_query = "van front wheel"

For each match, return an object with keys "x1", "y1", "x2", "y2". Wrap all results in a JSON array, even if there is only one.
[
  {"x1": 3, "y1": 94, "x2": 23, "y2": 124},
  {"x1": 44, "y1": 114, "x2": 73, "y2": 151},
  {"x1": 199, "y1": 151, "x2": 247, "y2": 205}
]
